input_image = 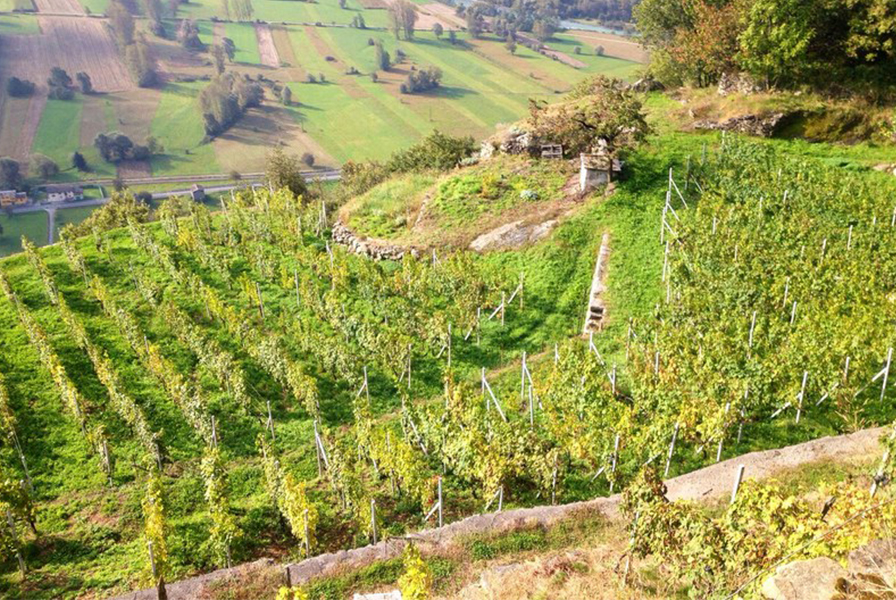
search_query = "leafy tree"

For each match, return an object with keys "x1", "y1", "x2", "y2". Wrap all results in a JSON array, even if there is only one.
[
  {"x1": 212, "y1": 45, "x2": 226, "y2": 74},
  {"x1": 199, "y1": 73, "x2": 264, "y2": 136},
  {"x1": 374, "y1": 40, "x2": 391, "y2": 71},
  {"x1": 281, "y1": 85, "x2": 292, "y2": 106},
  {"x1": 399, "y1": 66, "x2": 442, "y2": 94},
  {"x1": 0, "y1": 158, "x2": 22, "y2": 190},
  {"x1": 594, "y1": 45, "x2": 604, "y2": 56},
  {"x1": 388, "y1": 0, "x2": 417, "y2": 40},
  {"x1": 142, "y1": 0, "x2": 164, "y2": 35},
  {"x1": 466, "y1": 10, "x2": 484, "y2": 38},
  {"x1": 448, "y1": 30, "x2": 457, "y2": 44},
  {"x1": 30, "y1": 154, "x2": 59, "y2": 180},
  {"x1": 301, "y1": 152, "x2": 314, "y2": 167},
  {"x1": 432, "y1": 22, "x2": 443, "y2": 38},
  {"x1": 386, "y1": 130, "x2": 475, "y2": 172},
  {"x1": 76, "y1": 72, "x2": 93, "y2": 94},
  {"x1": 48, "y1": 67, "x2": 72, "y2": 89},
  {"x1": 505, "y1": 38, "x2": 517, "y2": 54},
  {"x1": 528, "y1": 75, "x2": 651, "y2": 160},
  {"x1": 738, "y1": 0, "x2": 818, "y2": 87},
  {"x1": 107, "y1": 0, "x2": 135, "y2": 45},
  {"x1": 125, "y1": 37, "x2": 159, "y2": 87},
  {"x1": 265, "y1": 148, "x2": 308, "y2": 199},
  {"x1": 72, "y1": 151, "x2": 89, "y2": 172},
  {"x1": 5, "y1": 77, "x2": 35, "y2": 98},
  {"x1": 532, "y1": 19, "x2": 556, "y2": 42},
  {"x1": 222, "y1": 37, "x2": 236, "y2": 61},
  {"x1": 178, "y1": 19, "x2": 204, "y2": 50}
]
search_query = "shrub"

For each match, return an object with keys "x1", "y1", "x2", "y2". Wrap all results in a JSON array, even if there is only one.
[{"x1": 6, "y1": 77, "x2": 35, "y2": 97}]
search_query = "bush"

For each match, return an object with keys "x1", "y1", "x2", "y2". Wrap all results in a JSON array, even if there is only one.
[
  {"x1": 30, "y1": 154, "x2": 59, "y2": 180},
  {"x1": 301, "y1": 153, "x2": 315, "y2": 167},
  {"x1": 401, "y1": 66, "x2": 442, "y2": 94},
  {"x1": 6, "y1": 77, "x2": 35, "y2": 97}
]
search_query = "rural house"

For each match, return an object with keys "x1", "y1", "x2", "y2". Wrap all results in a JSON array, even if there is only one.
[
  {"x1": 0, "y1": 190, "x2": 30, "y2": 208},
  {"x1": 190, "y1": 184, "x2": 206, "y2": 202},
  {"x1": 45, "y1": 184, "x2": 84, "y2": 203}
]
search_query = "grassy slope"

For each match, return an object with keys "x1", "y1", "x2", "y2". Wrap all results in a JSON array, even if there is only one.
[
  {"x1": 149, "y1": 82, "x2": 220, "y2": 176},
  {"x1": 30, "y1": 97, "x2": 84, "y2": 173},
  {"x1": 0, "y1": 213, "x2": 48, "y2": 255},
  {"x1": 226, "y1": 22, "x2": 262, "y2": 64}
]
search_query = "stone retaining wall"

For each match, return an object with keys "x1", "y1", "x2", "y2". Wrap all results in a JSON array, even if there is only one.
[{"x1": 331, "y1": 221, "x2": 421, "y2": 261}]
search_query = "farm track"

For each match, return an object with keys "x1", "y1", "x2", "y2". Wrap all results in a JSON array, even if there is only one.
[
  {"x1": 255, "y1": 23, "x2": 280, "y2": 68},
  {"x1": 108, "y1": 426, "x2": 888, "y2": 600}
]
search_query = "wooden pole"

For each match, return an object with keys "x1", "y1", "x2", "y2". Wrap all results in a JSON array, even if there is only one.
[
  {"x1": 437, "y1": 476, "x2": 443, "y2": 528},
  {"x1": 731, "y1": 465, "x2": 745, "y2": 504},
  {"x1": 370, "y1": 499, "x2": 377, "y2": 544},
  {"x1": 664, "y1": 423, "x2": 678, "y2": 478}
]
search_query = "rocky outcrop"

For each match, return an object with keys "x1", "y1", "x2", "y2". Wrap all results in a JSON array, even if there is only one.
[
  {"x1": 761, "y1": 558, "x2": 849, "y2": 600},
  {"x1": 694, "y1": 113, "x2": 787, "y2": 138},
  {"x1": 874, "y1": 163, "x2": 896, "y2": 177},
  {"x1": 629, "y1": 77, "x2": 664, "y2": 93},
  {"x1": 762, "y1": 540, "x2": 896, "y2": 600},
  {"x1": 480, "y1": 126, "x2": 537, "y2": 159},
  {"x1": 718, "y1": 72, "x2": 764, "y2": 96},
  {"x1": 331, "y1": 221, "x2": 421, "y2": 261},
  {"x1": 469, "y1": 219, "x2": 558, "y2": 252}
]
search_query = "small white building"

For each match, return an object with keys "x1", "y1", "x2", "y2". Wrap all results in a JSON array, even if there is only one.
[
  {"x1": 45, "y1": 184, "x2": 84, "y2": 203},
  {"x1": 579, "y1": 142, "x2": 622, "y2": 193}
]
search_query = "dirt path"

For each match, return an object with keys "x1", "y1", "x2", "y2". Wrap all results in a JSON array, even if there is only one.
[
  {"x1": 255, "y1": 23, "x2": 280, "y2": 68},
  {"x1": 108, "y1": 427, "x2": 887, "y2": 600}
]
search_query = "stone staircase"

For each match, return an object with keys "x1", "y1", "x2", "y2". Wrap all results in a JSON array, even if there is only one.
[{"x1": 582, "y1": 233, "x2": 611, "y2": 335}]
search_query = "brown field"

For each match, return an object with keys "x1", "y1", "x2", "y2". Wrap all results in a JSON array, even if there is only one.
[
  {"x1": 0, "y1": 95, "x2": 45, "y2": 161},
  {"x1": 271, "y1": 25, "x2": 304, "y2": 80},
  {"x1": 380, "y1": 0, "x2": 459, "y2": 31},
  {"x1": 543, "y1": 48, "x2": 586, "y2": 68},
  {"x1": 106, "y1": 88, "x2": 161, "y2": 141},
  {"x1": 357, "y1": 0, "x2": 386, "y2": 8},
  {"x1": 212, "y1": 104, "x2": 335, "y2": 171},
  {"x1": 255, "y1": 23, "x2": 280, "y2": 68},
  {"x1": 33, "y1": 0, "x2": 83, "y2": 14},
  {"x1": 467, "y1": 39, "x2": 568, "y2": 92},
  {"x1": 568, "y1": 30, "x2": 649, "y2": 63},
  {"x1": 0, "y1": 17, "x2": 134, "y2": 92},
  {"x1": 419, "y1": 3, "x2": 464, "y2": 29},
  {"x1": 79, "y1": 94, "x2": 108, "y2": 147},
  {"x1": 117, "y1": 159, "x2": 152, "y2": 178}
]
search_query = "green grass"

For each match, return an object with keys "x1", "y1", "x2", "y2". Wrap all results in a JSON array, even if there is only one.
[
  {"x1": 0, "y1": 212, "x2": 48, "y2": 256},
  {"x1": 53, "y1": 207, "x2": 95, "y2": 237},
  {"x1": 0, "y1": 13, "x2": 39, "y2": 34},
  {"x1": 149, "y1": 82, "x2": 220, "y2": 176},
  {"x1": 344, "y1": 172, "x2": 438, "y2": 237},
  {"x1": 549, "y1": 34, "x2": 642, "y2": 80},
  {"x1": 78, "y1": 0, "x2": 109, "y2": 14},
  {"x1": 225, "y1": 21, "x2": 261, "y2": 64},
  {"x1": 30, "y1": 97, "x2": 84, "y2": 178}
]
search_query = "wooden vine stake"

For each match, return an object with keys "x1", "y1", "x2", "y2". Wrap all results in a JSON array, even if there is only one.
[
  {"x1": 6, "y1": 509, "x2": 24, "y2": 577},
  {"x1": 370, "y1": 499, "x2": 378, "y2": 545},
  {"x1": 731, "y1": 465, "x2": 745, "y2": 504},
  {"x1": 664, "y1": 423, "x2": 679, "y2": 478}
]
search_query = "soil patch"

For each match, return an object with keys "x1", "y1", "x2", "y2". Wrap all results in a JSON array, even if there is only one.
[
  {"x1": 255, "y1": 23, "x2": 280, "y2": 68},
  {"x1": 33, "y1": 0, "x2": 83, "y2": 14}
]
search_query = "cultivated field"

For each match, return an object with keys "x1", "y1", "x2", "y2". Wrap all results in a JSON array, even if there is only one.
[
  {"x1": 0, "y1": 0, "x2": 644, "y2": 184},
  {"x1": 0, "y1": 16, "x2": 134, "y2": 91}
]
